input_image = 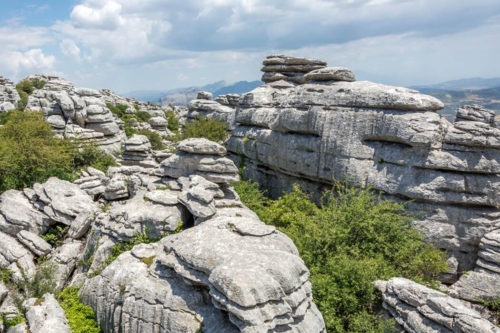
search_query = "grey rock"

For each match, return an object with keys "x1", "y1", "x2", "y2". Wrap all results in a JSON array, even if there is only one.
[
  {"x1": 197, "y1": 91, "x2": 213, "y2": 100},
  {"x1": 17, "y1": 230, "x2": 52, "y2": 257},
  {"x1": 86, "y1": 121, "x2": 120, "y2": 135},
  {"x1": 148, "y1": 116, "x2": 167, "y2": 127},
  {"x1": 305, "y1": 66, "x2": 356, "y2": 82},
  {"x1": 0, "y1": 190, "x2": 52, "y2": 235},
  {"x1": 455, "y1": 104, "x2": 495, "y2": 124},
  {"x1": 0, "y1": 232, "x2": 36, "y2": 278},
  {"x1": 177, "y1": 138, "x2": 227, "y2": 155},
  {"x1": 376, "y1": 277, "x2": 500, "y2": 333},
  {"x1": 25, "y1": 294, "x2": 71, "y2": 333}
]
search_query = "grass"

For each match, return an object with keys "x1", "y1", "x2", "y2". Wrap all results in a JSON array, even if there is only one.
[
  {"x1": 176, "y1": 117, "x2": 228, "y2": 143},
  {"x1": 57, "y1": 287, "x2": 102, "y2": 333}
]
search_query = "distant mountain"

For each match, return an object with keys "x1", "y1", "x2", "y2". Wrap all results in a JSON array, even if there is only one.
[
  {"x1": 158, "y1": 80, "x2": 262, "y2": 106},
  {"x1": 213, "y1": 80, "x2": 262, "y2": 98},
  {"x1": 122, "y1": 90, "x2": 167, "y2": 103},
  {"x1": 412, "y1": 77, "x2": 500, "y2": 92},
  {"x1": 414, "y1": 87, "x2": 500, "y2": 121}
]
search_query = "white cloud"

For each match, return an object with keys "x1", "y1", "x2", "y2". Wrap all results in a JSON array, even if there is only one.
[
  {"x1": 0, "y1": 49, "x2": 56, "y2": 79},
  {"x1": 70, "y1": 1, "x2": 124, "y2": 30},
  {"x1": 178, "y1": 73, "x2": 189, "y2": 81},
  {"x1": 60, "y1": 40, "x2": 82, "y2": 62}
]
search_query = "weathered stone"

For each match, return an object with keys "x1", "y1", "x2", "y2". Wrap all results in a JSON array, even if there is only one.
[
  {"x1": 177, "y1": 138, "x2": 227, "y2": 155},
  {"x1": 17, "y1": 230, "x2": 52, "y2": 257},
  {"x1": 304, "y1": 67, "x2": 356, "y2": 82},
  {"x1": 25, "y1": 294, "x2": 71, "y2": 333},
  {"x1": 197, "y1": 91, "x2": 213, "y2": 100}
]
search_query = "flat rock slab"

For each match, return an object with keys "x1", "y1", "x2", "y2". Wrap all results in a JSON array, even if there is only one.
[{"x1": 177, "y1": 138, "x2": 227, "y2": 155}]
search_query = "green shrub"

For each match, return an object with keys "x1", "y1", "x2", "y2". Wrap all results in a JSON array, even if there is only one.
[
  {"x1": 15, "y1": 78, "x2": 45, "y2": 111},
  {"x1": 135, "y1": 111, "x2": 152, "y2": 123},
  {"x1": 234, "y1": 180, "x2": 447, "y2": 333},
  {"x1": 0, "y1": 111, "x2": 76, "y2": 192},
  {"x1": 106, "y1": 103, "x2": 128, "y2": 118},
  {"x1": 135, "y1": 129, "x2": 165, "y2": 150},
  {"x1": 72, "y1": 143, "x2": 118, "y2": 172},
  {"x1": 40, "y1": 224, "x2": 69, "y2": 247},
  {"x1": 57, "y1": 287, "x2": 101, "y2": 333},
  {"x1": 179, "y1": 117, "x2": 228, "y2": 142},
  {"x1": 2, "y1": 314, "x2": 25, "y2": 328},
  {"x1": 164, "y1": 110, "x2": 179, "y2": 132}
]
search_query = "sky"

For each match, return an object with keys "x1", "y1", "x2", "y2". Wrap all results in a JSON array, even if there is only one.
[{"x1": 0, "y1": 0, "x2": 499, "y2": 94}]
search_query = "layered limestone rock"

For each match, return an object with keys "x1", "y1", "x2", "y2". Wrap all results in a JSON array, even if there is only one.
[
  {"x1": 0, "y1": 77, "x2": 20, "y2": 111},
  {"x1": 261, "y1": 54, "x2": 326, "y2": 84},
  {"x1": 215, "y1": 94, "x2": 241, "y2": 108},
  {"x1": 227, "y1": 55, "x2": 500, "y2": 276},
  {"x1": 22, "y1": 74, "x2": 124, "y2": 152},
  {"x1": 375, "y1": 278, "x2": 500, "y2": 333},
  {"x1": 119, "y1": 135, "x2": 158, "y2": 168},
  {"x1": 187, "y1": 91, "x2": 236, "y2": 130},
  {"x1": 156, "y1": 138, "x2": 239, "y2": 184}
]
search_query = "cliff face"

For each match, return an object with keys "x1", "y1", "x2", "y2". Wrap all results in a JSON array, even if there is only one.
[{"x1": 227, "y1": 55, "x2": 500, "y2": 274}]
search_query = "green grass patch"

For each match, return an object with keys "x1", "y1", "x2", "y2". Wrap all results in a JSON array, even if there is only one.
[
  {"x1": 57, "y1": 287, "x2": 102, "y2": 333},
  {"x1": 164, "y1": 110, "x2": 179, "y2": 133},
  {"x1": 178, "y1": 117, "x2": 228, "y2": 142},
  {"x1": 233, "y1": 180, "x2": 448, "y2": 333}
]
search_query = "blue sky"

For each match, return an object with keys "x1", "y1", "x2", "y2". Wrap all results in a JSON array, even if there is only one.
[{"x1": 1, "y1": 0, "x2": 500, "y2": 93}]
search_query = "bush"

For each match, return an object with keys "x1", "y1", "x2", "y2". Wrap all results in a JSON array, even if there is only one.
[
  {"x1": 72, "y1": 143, "x2": 118, "y2": 172},
  {"x1": 0, "y1": 111, "x2": 118, "y2": 194},
  {"x1": 40, "y1": 224, "x2": 69, "y2": 247},
  {"x1": 135, "y1": 129, "x2": 165, "y2": 150},
  {"x1": 15, "y1": 78, "x2": 45, "y2": 111},
  {"x1": 179, "y1": 117, "x2": 228, "y2": 142},
  {"x1": 106, "y1": 103, "x2": 128, "y2": 118},
  {"x1": 135, "y1": 111, "x2": 152, "y2": 123},
  {"x1": 57, "y1": 287, "x2": 101, "y2": 333},
  {"x1": 234, "y1": 180, "x2": 447, "y2": 333},
  {"x1": 0, "y1": 111, "x2": 76, "y2": 192},
  {"x1": 164, "y1": 110, "x2": 179, "y2": 132}
]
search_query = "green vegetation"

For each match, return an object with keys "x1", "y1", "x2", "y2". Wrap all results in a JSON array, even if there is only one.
[
  {"x1": 178, "y1": 117, "x2": 228, "y2": 142},
  {"x1": 72, "y1": 143, "x2": 118, "y2": 172},
  {"x1": 15, "y1": 78, "x2": 45, "y2": 110},
  {"x1": 0, "y1": 111, "x2": 76, "y2": 192},
  {"x1": 135, "y1": 129, "x2": 165, "y2": 150},
  {"x1": 57, "y1": 287, "x2": 102, "y2": 333},
  {"x1": 41, "y1": 224, "x2": 69, "y2": 247},
  {"x1": 135, "y1": 111, "x2": 152, "y2": 123},
  {"x1": 2, "y1": 314, "x2": 25, "y2": 328},
  {"x1": 0, "y1": 110, "x2": 117, "y2": 194},
  {"x1": 105, "y1": 231, "x2": 162, "y2": 266},
  {"x1": 106, "y1": 103, "x2": 128, "y2": 118},
  {"x1": 233, "y1": 180, "x2": 448, "y2": 333},
  {"x1": 164, "y1": 110, "x2": 179, "y2": 133}
]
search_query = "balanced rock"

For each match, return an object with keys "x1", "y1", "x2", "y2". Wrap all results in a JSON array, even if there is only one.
[
  {"x1": 196, "y1": 91, "x2": 213, "y2": 100},
  {"x1": 304, "y1": 66, "x2": 356, "y2": 82},
  {"x1": 261, "y1": 55, "x2": 327, "y2": 84},
  {"x1": 156, "y1": 138, "x2": 239, "y2": 184},
  {"x1": 120, "y1": 134, "x2": 158, "y2": 168}
]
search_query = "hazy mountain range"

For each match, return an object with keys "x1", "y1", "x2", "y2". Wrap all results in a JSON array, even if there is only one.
[
  {"x1": 410, "y1": 77, "x2": 500, "y2": 120},
  {"x1": 124, "y1": 80, "x2": 262, "y2": 105}
]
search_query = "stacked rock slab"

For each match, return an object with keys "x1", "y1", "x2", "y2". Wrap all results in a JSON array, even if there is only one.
[
  {"x1": 23, "y1": 74, "x2": 123, "y2": 152},
  {"x1": 227, "y1": 55, "x2": 500, "y2": 276},
  {"x1": 119, "y1": 134, "x2": 158, "y2": 168},
  {"x1": 375, "y1": 278, "x2": 500, "y2": 333},
  {"x1": 187, "y1": 91, "x2": 237, "y2": 130},
  {"x1": 156, "y1": 138, "x2": 239, "y2": 184},
  {"x1": 0, "y1": 76, "x2": 20, "y2": 111},
  {"x1": 215, "y1": 94, "x2": 241, "y2": 108},
  {"x1": 261, "y1": 54, "x2": 326, "y2": 84}
]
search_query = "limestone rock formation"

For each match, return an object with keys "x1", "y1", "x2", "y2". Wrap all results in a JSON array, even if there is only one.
[
  {"x1": 215, "y1": 94, "x2": 241, "y2": 108},
  {"x1": 375, "y1": 278, "x2": 500, "y2": 333},
  {"x1": 119, "y1": 134, "x2": 158, "y2": 168},
  {"x1": 187, "y1": 93, "x2": 236, "y2": 130},
  {"x1": 0, "y1": 77, "x2": 20, "y2": 112},
  {"x1": 261, "y1": 54, "x2": 327, "y2": 84},
  {"x1": 156, "y1": 138, "x2": 239, "y2": 184},
  {"x1": 227, "y1": 55, "x2": 500, "y2": 277}
]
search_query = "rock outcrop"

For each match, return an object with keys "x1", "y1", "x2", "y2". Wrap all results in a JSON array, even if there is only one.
[
  {"x1": 261, "y1": 55, "x2": 327, "y2": 84},
  {"x1": 156, "y1": 138, "x2": 240, "y2": 184},
  {"x1": 187, "y1": 91, "x2": 237, "y2": 130},
  {"x1": 375, "y1": 278, "x2": 500, "y2": 333},
  {"x1": 119, "y1": 135, "x2": 158, "y2": 168},
  {"x1": 0, "y1": 77, "x2": 20, "y2": 112},
  {"x1": 227, "y1": 55, "x2": 500, "y2": 276}
]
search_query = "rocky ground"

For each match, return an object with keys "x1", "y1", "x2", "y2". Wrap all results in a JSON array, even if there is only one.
[{"x1": 1, "y1": 55, "x2": 500, "y2": 332}]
